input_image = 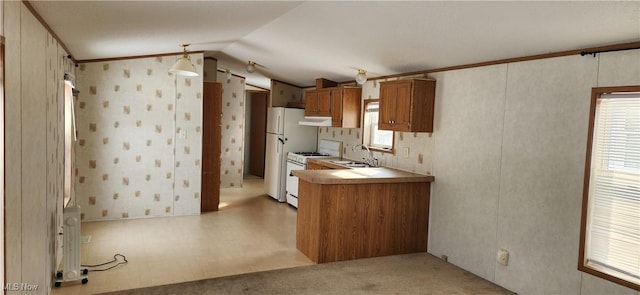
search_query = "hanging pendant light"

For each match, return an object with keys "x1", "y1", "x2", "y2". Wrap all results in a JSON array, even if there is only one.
[
  {"x1": 355, "y1": 69, "x2": 367, "y2": 85},
  {"x1": 169, "y1": 44, "x2": 199, "y2": 76},
  {"x1": 246, "y1": 61, "x2": 256, "y2": 73},
  {"x1": 225, "y1": 69, "x2": 232, "y2": 80}
]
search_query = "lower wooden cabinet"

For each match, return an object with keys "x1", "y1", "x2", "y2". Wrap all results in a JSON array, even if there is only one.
[{"x1": 296, "y1": 179, "x2": 431, "y2": 263}]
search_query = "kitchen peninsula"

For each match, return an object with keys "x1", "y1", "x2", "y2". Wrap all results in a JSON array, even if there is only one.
[{"x1": 292, "y1": 164, "x2": 434, "y2": 263}]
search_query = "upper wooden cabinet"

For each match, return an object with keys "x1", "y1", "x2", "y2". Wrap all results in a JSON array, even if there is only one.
[
  {"x1": 331, "y1": 87, "x2": 361, "y2": 128},
  {"x1": 305, "y1": 89, "x2": 332, "y2": 117},
  {"x1": 379, "y1": 78, "x2": 436, "y2": 132},
  {"x1": 305, "y1": 86, "x2": 362, "y2": 128}
]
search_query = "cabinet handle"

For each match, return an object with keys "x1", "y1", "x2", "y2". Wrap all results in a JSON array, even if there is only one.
[{"x1": 388, "y1": 120, "x2": 392, "y2": 124}]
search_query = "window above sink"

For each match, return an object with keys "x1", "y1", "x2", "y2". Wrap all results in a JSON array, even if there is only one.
[{"x1": 362, "y1": 99, "x2": 394, "y2": 154}]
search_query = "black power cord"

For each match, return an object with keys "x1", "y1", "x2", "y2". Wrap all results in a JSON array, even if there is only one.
[{"x1": 81, "y1": 254, "x2": 128, "y2": 272}]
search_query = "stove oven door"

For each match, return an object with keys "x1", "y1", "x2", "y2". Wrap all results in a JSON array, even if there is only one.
[{"x1": 285, "y1": 160, "x2": 305, "y2": 208}]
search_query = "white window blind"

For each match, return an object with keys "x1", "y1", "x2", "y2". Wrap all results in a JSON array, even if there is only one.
[{"x1": 585, "y1": 92, "x2": 640, "y2": 285}]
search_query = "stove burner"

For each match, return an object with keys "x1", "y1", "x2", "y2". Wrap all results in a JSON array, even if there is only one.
[{"x1": 293, "y1": 152, "x2": 331, "y2": 156}]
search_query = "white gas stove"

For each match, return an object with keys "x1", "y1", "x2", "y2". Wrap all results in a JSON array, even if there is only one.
[
  {"x1": 285, "y1": 140, "x2": 342, "y2": 208},
  {"x1": 286, "y1": 151, "x2": 333, "y2": 165}
]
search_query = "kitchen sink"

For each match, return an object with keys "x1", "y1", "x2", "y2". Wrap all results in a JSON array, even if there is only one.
[
  {"x1": 344, "y1": 163, "x2": 371, "y2": 168},
  {"x1": 330, "y1": 160, "x2": 357, "y2": 165},
  {"x1": 330, "y1": 160, "x2": 373, "y2": 168}
]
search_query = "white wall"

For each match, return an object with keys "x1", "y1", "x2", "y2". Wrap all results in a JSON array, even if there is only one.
[
  {"x1": 5, "y1": 1, "x2": 22, "y2": 288},
  {"x1": 322, "y1": 49, "x2": 640, "y2": 294},
  {"x1": 428, "y1": 51, "x2": 640, "y2": 294},
  {"x1": 75, "y1": 54, "x2": 204, "y2": 220},
  {"x1": 429, "y1": 64, "x2": 508, "y2": 280},
  {"x1": 270, "y1": 80, "x2": 303, "y2": 107},
  {"x1": 217, "y1": 71, "x2": 246, "y2": 187},
  {"x1": 0, "y1": 0, "x2": 4, "y2": 36},
  {"x1": 5, "y1": 2, "x2": 70, "y2": 293},
  {"x1": 1, "y1": 0, "x2": 5, "y2": 289},
  {"x1": 74, "y1": 53, "x2": 249, "y2": 219}
]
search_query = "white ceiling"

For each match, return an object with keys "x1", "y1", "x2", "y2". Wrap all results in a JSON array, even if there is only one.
[{"x1": 30, "y1": 1, "x2": 640, "y2": 89}]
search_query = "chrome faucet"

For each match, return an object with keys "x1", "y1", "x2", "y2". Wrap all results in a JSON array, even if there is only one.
[{"x1": 352, "y1": 144, "x2": 378, "y2": 167}]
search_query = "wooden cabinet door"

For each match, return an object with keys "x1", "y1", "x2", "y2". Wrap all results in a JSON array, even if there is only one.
[
  {"x1": 202, "y1": 82, "x2": 222, "y2": 212},
  {"x1": 307, "y1": 86, "x2": 361, "y2": 127},
  {"x1": 340, "y1": 87, "x2": 362, "y2": 128},
  {"x1": 249, "y1": 92, "x2": 267, "y2": 177},
  {"x1": 379, "y1": 82, "x2": 396, "y2": 130},
  {"x1": 305, "y1": 90, "x2": 319, "y2": 116},
  {"x1": 393, "y1": 81, "x2": 413, "y2": 132},
  {"x1": 379, "y1": 79, "x2": 435, "y2": 132},
  {"x1": 330, "y1": 88, "x2": 343, "y2": 127},
  {"x1": 317, "y1": 89, "x2": 332, "y2": 116}
]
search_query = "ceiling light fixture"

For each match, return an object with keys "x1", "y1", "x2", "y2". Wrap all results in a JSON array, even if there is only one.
[
  {"x1": 168, "y1": 43, "x2": 199, "y2": 77},
  {"x1": 246, "y1": 61, "x2": 256, "y2": 73},
  {"x1": 355, "y1": 69, "x2": 367, "y2": 85},
  {"x1": 225, "y1": 68, "x2": 232, "y2": 80}
]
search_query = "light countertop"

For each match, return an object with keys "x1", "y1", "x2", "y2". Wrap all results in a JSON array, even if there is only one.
[{"x1": 294, "y1": 158, "x2": 434, "y2": 185}]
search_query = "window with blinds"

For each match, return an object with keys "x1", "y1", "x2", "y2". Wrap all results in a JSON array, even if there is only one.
[
  {"x1": 362, "y1": 99, "x2": 394, "y2": 152},
  {"x1": 580, "y1": 87, "x2": 640, "y2": 291}
]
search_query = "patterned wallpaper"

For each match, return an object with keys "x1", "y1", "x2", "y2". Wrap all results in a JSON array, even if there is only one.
[
  {"x1": 75, "y1": 53, "x2": 204, "y2": 221},
  {"x1": 4, "y1": 4, "x2": 74, "y2": 288},
  {"x1": 217, "y1": 71, "x2": 246, "y2": 188},
  {"x1": 271, "y1": 80, "x2": 303, "y2": 107},
  {"x1": 317, "y1": 76, "x2": 434, "y2": 175}
]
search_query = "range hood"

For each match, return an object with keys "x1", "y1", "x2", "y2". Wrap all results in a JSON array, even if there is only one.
[{"x1": 298, "y1": 116, "x2": 332, "y2": 127}]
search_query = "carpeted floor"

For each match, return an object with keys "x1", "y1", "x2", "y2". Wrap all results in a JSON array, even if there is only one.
[{"x1": 101, "y1": 253, "x2": 514, "y2": 295}]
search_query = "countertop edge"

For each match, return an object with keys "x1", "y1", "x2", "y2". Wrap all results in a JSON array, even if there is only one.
[{"x1": 293, "y1": 163, "x2": 435, "y2": 185}]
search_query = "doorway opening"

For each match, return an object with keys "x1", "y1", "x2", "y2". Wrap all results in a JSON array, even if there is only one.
[{"x1": 244, "y1": 91, "x2": 268, "y2": 179}]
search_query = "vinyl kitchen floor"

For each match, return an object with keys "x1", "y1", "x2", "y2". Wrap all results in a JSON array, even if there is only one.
[{"x1": 52, "y1": 178, "x2": 312, "y2": 295}]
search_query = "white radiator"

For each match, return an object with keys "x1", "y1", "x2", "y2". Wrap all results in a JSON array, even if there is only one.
[{"x1": 55, "y1": 205, "x2": 88, "y2": 286}]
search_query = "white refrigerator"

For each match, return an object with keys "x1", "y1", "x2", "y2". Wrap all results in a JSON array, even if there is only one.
[{"x1": 264, "y1": 107, "x2": 318, "y2": 202}]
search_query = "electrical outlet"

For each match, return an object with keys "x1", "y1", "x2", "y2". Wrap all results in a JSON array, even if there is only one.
[
  {"x1": 497, "y1": 249, "x2": 509, "y2": 266},
  {"x1": 403, "y1": 147, "x2": 409, "y2": 158}
]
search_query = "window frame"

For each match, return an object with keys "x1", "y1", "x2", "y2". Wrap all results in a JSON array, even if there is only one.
[
  {"x1": 63, "y1": 79, "x2": 75, "y2": 207},
  {"x1": 1, "y1": 36, "x2": 5, "y2": 290},
  {"x1": 362, "y1": 99, "x2": 394, "y2": 154},
  {"x1": 578, "y1": 85, "x2": 640, "y2": 291}
]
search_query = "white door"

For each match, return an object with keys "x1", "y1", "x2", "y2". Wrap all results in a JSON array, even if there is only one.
[
  {"x1": 264, "y1": 133, "x2": 283, "y2": 201},
  {"x1": 266, "y1": 107, "x2": 284, "y2": 134}
]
